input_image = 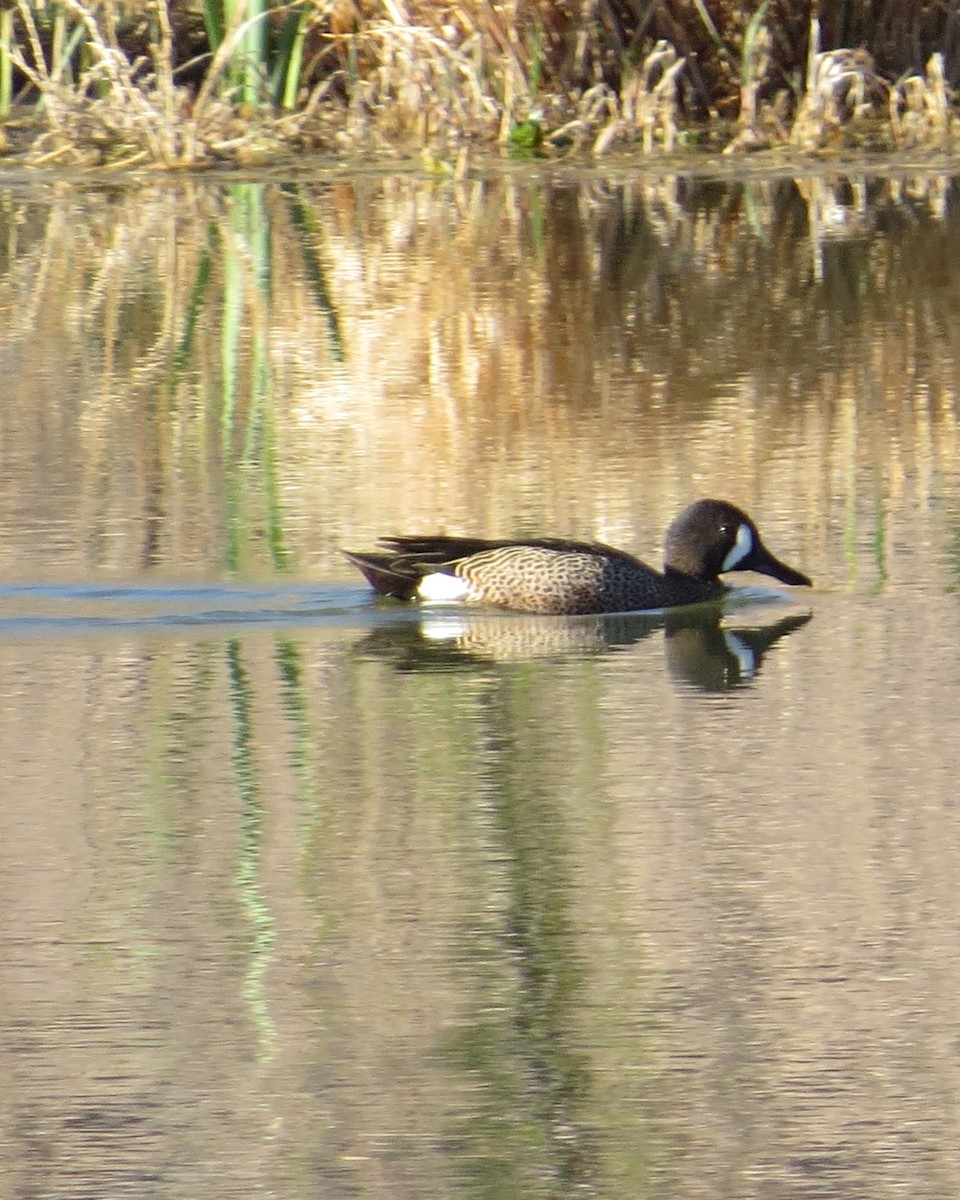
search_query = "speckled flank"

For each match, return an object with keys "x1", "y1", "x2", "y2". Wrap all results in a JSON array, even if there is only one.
[
  {"x1": 456, "y1": 546, "x2": 717, "y2": 615},
  {"x1": 457, "y1": 547, "x2": 604, "y2": 614}
]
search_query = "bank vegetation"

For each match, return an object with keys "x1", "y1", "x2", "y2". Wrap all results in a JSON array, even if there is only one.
[{"x1": 0, "y1": 1, "x2": 958, "y2": 168}]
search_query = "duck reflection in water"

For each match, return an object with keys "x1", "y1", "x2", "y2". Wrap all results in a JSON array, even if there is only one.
[{"x1": 351, "y1": 605, "x2": 812, "y2": 693}]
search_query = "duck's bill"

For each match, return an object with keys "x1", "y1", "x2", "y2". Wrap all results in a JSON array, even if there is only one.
[{"x1": 741, "y1": 541, "x2": 812, "y2": 587}]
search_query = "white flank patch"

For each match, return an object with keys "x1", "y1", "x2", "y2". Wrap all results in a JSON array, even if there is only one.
[
  {"x1": 417, "y1": 571, "x2": 470, "y2": 604},
  {"x1": 721, "y1": 522, "x2": 753, "y2": 572}
]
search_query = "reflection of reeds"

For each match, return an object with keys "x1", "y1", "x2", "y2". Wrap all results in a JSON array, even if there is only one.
[
  {"x1": 0, "y1": 180, "x2": 352, "y2": 573},
  {"x1": 280, "y1": 183, "x2": 345, "y2": 362},
  {"x1": 220, "y1": 183, "x2": 291, "y2": 573},
  {"x1": 1, "y1": 174, "x2": 958, "y2": 588}
]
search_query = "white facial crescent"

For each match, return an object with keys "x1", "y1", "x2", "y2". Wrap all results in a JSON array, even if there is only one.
[{"x1": 721, "y1": 522, "x2": 753, "y2": 572}]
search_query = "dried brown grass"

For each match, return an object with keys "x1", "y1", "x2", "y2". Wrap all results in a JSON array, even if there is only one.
[{"x1": 0, "y1": 0, "x2": 957, "y2": 165}]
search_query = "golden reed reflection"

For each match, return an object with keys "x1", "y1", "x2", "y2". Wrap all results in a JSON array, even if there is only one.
[
  {"x1": 0, "y1": 171, "x2": 957, "y2": 593},
  {"x1": 0, "y1": 168, "x2": 959, "y2": 1195}
]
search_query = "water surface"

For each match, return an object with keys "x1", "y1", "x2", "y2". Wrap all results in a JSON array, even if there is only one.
[{"x1": 1, "y1": 167, "x2": 959, "y2": 1198}]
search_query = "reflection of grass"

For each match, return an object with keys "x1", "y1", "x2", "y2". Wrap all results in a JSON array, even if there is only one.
[
  {"x1": 872, "y1": 486, "x2": 888, "y2": 593},
  {"x1": 4, "y1": 174, "x2": 959, "y2": 584},
  {"x1": 942, "y1": 499, "x2": 960, "y2": 594},
  {"x1": 433, "y1": 669, "x2": 653, "y2": 1196},
  {"x1": 275, "y1": 639, "x2": 309, "y2": 777},
  {"x1": 222, "y1": 197, "x2": 243, "y2": 573},
  {"x1": 165, "y1": 232, "x2": 215, "y2": 408},
  {"x1": 227, "y1": 638, "x2": 277, "y2": 1060},
  {"x1": 222, "y1": 183, "x2": 289, "y2": 575},
  {"x1": 280, "y1": 184, "x2": 345, "y2": 363}
]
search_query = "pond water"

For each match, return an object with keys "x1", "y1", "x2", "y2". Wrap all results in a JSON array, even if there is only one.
[{"x1": 1, "y1": 164, "x2": 960, "y2": 1198}]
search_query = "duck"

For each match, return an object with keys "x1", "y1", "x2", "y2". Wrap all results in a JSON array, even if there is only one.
[{"x1": 342, "y1": 499, "x2": 811, "y2": 616}]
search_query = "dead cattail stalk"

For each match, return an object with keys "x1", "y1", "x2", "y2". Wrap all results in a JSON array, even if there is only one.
[
  {"x1": 791, "y1": 17, "x2": 883, "y2": 149},
  {"x1": 890, "y1": 52, "x2": 953, "y2": 149},
  {"x1": 593, "y1": 40, "x2": 684, "y2": 155}
]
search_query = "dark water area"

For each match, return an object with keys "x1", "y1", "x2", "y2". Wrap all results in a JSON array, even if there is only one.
[{"x1": 0, "y1": 165, "x2": 959, "y2": 1198}]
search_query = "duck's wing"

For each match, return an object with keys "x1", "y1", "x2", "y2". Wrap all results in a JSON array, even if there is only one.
[
  {"x1": 342, "y1": 538, "x2": 574, "y2": 601},
  {"x1": 342, "y1": 536, "x2": 649, "y2": 604},
  {"x1": 377, "y1": 534, "x2": 639, "y2": 564}
]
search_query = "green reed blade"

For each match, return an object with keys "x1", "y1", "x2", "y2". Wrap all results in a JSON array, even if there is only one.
[
  {"x1": 45, "y1": 4, "x2": 91, "y2": 88},
  {"x1": 201, "y1": 0, "x2": 225, "y2": 51},
  {"x1": 0, "y1": 9, "x2": 12, "y2": 117},
  {"x1": 272, "y1": 3, "x2": 308, "y2": 110},
  {"x1": 204, "y1": 0, "x2": 271, "y2": 107},
  {"x1": 220, "y1": 0, "x2": 268, "y2": 109},
  {"x1": 741, "y1": 0, "x2": 772, "y2": 85},
  {"x1": 242, "y1": 0, "x2": 268, "y2": 108}
]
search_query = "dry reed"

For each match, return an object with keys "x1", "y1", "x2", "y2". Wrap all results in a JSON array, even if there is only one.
[{"x1": 0, "y1": 0, "x2": 956, "y2": 166}]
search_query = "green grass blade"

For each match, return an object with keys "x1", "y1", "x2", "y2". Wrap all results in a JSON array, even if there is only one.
[
  {"x1": 272, "y1": 4, "x2": 309, "y2": 110},
  {"x1": 201, "y1": 0, "x2": 225, "y2": 52},
  {"x1": 237, "y1": 0, "x2": 268, "y2": 108},
  {"x1": 742, "y1": 0, "x2": 772, "y2": 85},
  {"x1": 0, "y1": 9, "x2": 12, "y2": 117}
]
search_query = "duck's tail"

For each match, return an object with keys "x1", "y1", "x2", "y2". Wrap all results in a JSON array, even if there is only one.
[{"x1": 341, "y1": 549, "x2": 421, "y2": 600}]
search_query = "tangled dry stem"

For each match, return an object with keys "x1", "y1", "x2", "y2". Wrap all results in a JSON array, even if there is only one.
[
  {"x1": 8, "y1": 0, "x2": 336, "y2": 167},
  {"x1": 725, "y1": 17, "x2": 956, "y2": 155},
  {"x1": 346, "y1": 21, "x2": 501, "y2": 145}
]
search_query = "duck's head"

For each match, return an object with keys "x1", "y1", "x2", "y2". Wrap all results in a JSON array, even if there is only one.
[{"x1": 664, "y1": 499, "x2": 812, "y2": 587}]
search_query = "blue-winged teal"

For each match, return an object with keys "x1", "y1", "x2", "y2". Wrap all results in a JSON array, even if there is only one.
[{"x1": 342, "y1": 499, "x2": 811, "y2": 616}]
